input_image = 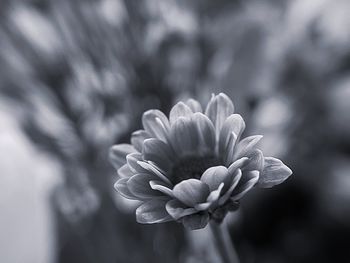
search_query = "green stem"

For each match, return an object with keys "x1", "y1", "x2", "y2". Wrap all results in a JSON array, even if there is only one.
[{"x1": 210, "y1": 222, "x2": 240, "y2": 263}]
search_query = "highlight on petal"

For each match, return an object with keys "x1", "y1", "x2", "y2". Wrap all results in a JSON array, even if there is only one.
[
  {"x1": 173, "y1": 179, "x2": 210, "y2": 207},
  {"x1": 143, "y1": 138, "x2": 174, "y2": 172},
  {"x1": 233, "y1": 135, "x2": 263, "y2": 160},
  {"x1": 231, "y1": 170, "x2": 259, "y2": 200},
  {"x1": 169, "y1": 102, "x2": 193, "y2": 124},
  {"x1": 142, "y1": 109, "x2": 170, "y2": 141},
  {"x1": 205, "y1": 93, "x2": 235, "y2": 136},
  {"x1": 181, "y1": 213, "x2": 210, "y2": 230},
  {"x1": 109, "y1": 144, "x2": 135, "y2": 169},
  {"x1": 257, "y1": 157, "x2": 292, "y2": 188},
  {"x1": 200, "y1": 166, "x2": 229, "y2": 191},
  {"x1": 127, "y1": 173, "x2": 162, "y2": 199},
  {"x1": 136, "y1": 199, "x2": 172, "y2": 224},
  {"x1": 137, "y1": 161, "x2": 172, "y2": 185},
  {"x1": 223, "y1": 132, "x2": 238, "y2": 166},
  {"x1": 218, "y1": 169, "x2": 242, "y2": 205},
  {"x1": 131, "y1": 130, "x2": 151, "y2": 152},
  {"x1": 219, "y1": 114, "x2": 245, "y2": 154},
  {"x1": 117, "y1": 164, "x2": 134, "y2": 178},
  {"x1": 126, "y1": 153, "x2": 146, "y2": 173},
  {"x1": 166, "y1": 199, "x2": 197, "y2": 220},
  {"x1": 185, "y1": 99, "x2": 202, "y2": 113},
  {"x1": 114, "y1": 178, "x2": 138, "y2": 200},
  {"x1": 244, "y1": 149, "x2": 264, "y2": 172},
  {"x1": 150, "y1": 180, "x2": 174, "y2": 197}
]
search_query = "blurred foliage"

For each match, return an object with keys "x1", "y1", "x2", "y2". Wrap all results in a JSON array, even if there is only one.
[{"x1": 1, "y1": 0, "x2": 350, "y2": 262}]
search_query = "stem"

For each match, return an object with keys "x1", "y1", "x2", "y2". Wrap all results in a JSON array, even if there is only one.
[{"x1": 210, "y1": 222, "x2": 240, "y2": 263}]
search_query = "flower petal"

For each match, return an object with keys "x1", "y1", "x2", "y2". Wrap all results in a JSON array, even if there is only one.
[
  {"x1": 173, "y1": 179, "x2": 210, "y2": 207},
  {"x1": 169, "y1": 102, "x2": 193, "y2": 125},
  {"x1": 181, "y1": 213, "x2": 210, "y2": 230},
  {"x1": 109, "y1": 144, "x2": 136, "y2": 169},
  {"x1": 142, "y1": 110, "x2": 170, "y2": 142},
  {"x1": 219, "y1": 114, "x2": 245, "y2": 155},
  {"x1": 137, "y1": 161, "x2": 172, "y2": 185},
  {"x1": 233, "y1": 135, "x2": 263, "y2": 160},
  {"x1": 223, "y1": 132, "x2": 238, "y2": 166},
  {"x1": 200, "y1": 166, "x2": 229, "y2": 192},
  {"x1": 185, "y1": 99, "x2": 202, "y2": 112},
  {"x1": 231, "y1": 171, "x2": 259, "y2": 200},
  {"x1": 131, "y1": 130, "x2": 151, "y2": 152},
  {"x1": 150, "y1": 180, "x2": 174, "y2": 197},
  {"x1": 257, "y1": 157, "x2": 292, "y2": 188},
  {"x1": 114, "y1": 178, "x2": 138, "y2": 200},
  {"x1": 117, "y1": 164, "x2": 134, "y2": 178},
  {"x1": 126, "y1": 153, "x2": 146, "y2": 173},
  {"x1": 194, "y1": 183, "x2": 224, "y2": 211},
  {"x1": 127, "y1": 173, "x2": 162, "y2": 199},
  {"x1": 205, "y1": 93, "x2": 235, "y2": 136},
  {"x1": 143, "y1": 138, "x2": 174, "y2": 172},
  {"x1": 166, "y1": 199, "x2": 197, "y2": 220},
  {"x1": 136, "y1": 199, "x2": 172, "y2": 224},
  {"x1": 244, "y1": 149, "x2": 264, "y2": 172},
  {"x1": 169, "y1": 117, "x2": 199, "y2": 156},
  {"x1": 227, "y1": 157, "x2": 250, "y2": 174},
  {"x1": 218, "y1": 169, "x2": 242, "y2": 205},
  {"x1": 191, "y1": 112, "x2": 216, "y2": 155}
]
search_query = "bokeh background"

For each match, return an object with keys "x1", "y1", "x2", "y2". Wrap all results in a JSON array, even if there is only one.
[{"x1": 1, "y1": 0, "x2": 350, "y2": 262}]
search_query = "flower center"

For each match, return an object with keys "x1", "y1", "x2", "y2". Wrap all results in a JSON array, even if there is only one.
[{"x1": 171, "y1": 155, "x2": 221, "y2": 184}]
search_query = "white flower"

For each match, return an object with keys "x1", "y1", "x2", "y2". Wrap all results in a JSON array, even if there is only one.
[{"x1": 110, "y1": 93, "x2": 292, "y2": 229}]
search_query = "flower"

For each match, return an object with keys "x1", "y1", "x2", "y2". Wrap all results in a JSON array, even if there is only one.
[{"x1": 110, "y1": 93, "x2": 292, "y2": 230}]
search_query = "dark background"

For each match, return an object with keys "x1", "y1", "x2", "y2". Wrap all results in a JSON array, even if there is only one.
[{"x1": 1, "y1": 0, "x2": 350, "y2": 262}]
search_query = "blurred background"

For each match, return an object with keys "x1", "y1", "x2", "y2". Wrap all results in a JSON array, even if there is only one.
[{"x1": 1, "y1": 0, "x2": 350, "y2": 262}]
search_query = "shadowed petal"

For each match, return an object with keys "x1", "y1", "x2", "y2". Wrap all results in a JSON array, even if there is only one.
[
  {"x1": 233, "y1": 135, "x2": 263, "y2": 160},
  {"x1": 228, "y1": 157, "x2": 249, "y2": 174},
  {"x1": 109, "y1": 144, "x2": 136, "y2": 169},
  {"x1": 150, "y1": 180, "x2": 174, "y2": 197},
  {"x1": 182, "y1": 213, "x2": 210, "y2": 230},
  {"x1": 200, "y1": 166, "x2": 229, "y2": 191},
  {"x1": 257, "y1": 157, "x2": 292, "y2": 188},
  {"x1": 231, "y1": 171, "x2": 259, "y2": 200},
  {"x1": 142, "y1": 110, "x2": 170, "y2": 142},
  {"x1": 137, "y1": 161, "x2": 172, "y2": 185},
  {"x1": 218, "y1": 169, "x2": 242, "y2": 205},
  {"x1": 143, "y1": 138, "x2": 174, "y2": 172},
  {"x1": 223, "y1": 132, "x2": 238, "y2": 166},
  {"x1": 205, "y1": 93, "x2": 235, "y2": 136},
  {"x1": 169, "y1": 102, "x2": 193, "y2": 124},
  {"x1": 219, "y1": 114, "x2": 245, "y2": 155},
  {"x1": 117, "y1": 164, "x2": 134, "y2": 178},
  {"x1": 185, "y1": 99, "x2": 202, "y2": 112},
  {"x1": 166, "y1": 199, "x2": 197, "y2": 220},
  {"x1": 128, "y1": 174, "x2": 162, "y2": 199},
  {"x1": 114, "y1": 178, "x2": 138, "y2": 200},
  {"x1": 136, "y1": 199, "x2": 172, "y2": 224},
  {"x1": 131, "y1": 130, "x2": 151, "y2": 152},
  {"x1": 126, "y1": 153, "x2": 146, "y2": 173},
  {"x1": 173, "y1": 179, "x2": 210, "y2": 207},
  {"x1": 194, "y1": 183, "x2": 224, "y2": 211},
  {"x1": 169, "y1": 117, "x2": 199, "y2": 156}
]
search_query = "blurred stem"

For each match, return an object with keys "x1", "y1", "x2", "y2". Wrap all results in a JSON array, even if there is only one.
[{"x1": 210, "y1": 222, "x2": 240, "y2": 263}]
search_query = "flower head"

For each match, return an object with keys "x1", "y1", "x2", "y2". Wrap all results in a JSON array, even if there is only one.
[{"x1": 110, "y1": 93, "x2": 292, "y2": 229}]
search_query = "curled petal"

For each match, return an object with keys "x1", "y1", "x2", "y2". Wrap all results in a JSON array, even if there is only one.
[
  {"x1": 136, "y1": 199, "x2": 172, "y2": 224},
  {"x1": 231, "y1": 171, "x2": 259, "y2": 200},
  {"x1": 185, "y1": 99, "x2": 202, "y2": 112},
  {"x1": 169, "y1": 102, "x2": 193, "y2": 124},
  {"x1": 143, "y1": 138, "x2": 174, "y2": 172},
  {"x1": 257, "y1": 157, "x2": 292, "y2": 188},
  {"x1": 195, "y1": 183, "x2": 225, "y2": 211},
  {"x1": 142, "y1": 110, "x2": 170, "y2": 142},
  {"x1": 117, "y1": 164, "x2": 134, "y2": 178},
  {"x1": 200, "y1": 166, "x2": 229, "y2": 192},
  {"x1": 205, "y1": 93, "x2": 235, "y2": 136},
  {"x1": 166, "y1": 199, "x2": 197, "y2": 220},
  {"x1": 218, "y1": 169, "x2": 242, "y2": 205},
  {"x1": 131, "y1": 130, "x2": 151, "y2": 152},
  {"x1": 127, "y1": 174, "x2": 162, "y2": 199},
  {"x1": 173, "y1": 179, "x2": 210, "y2": 207},
  {"x1": 114, "y1": 178, "x2": 138, "y2": 200},
  {"x1": 109, "y1": 144, "x2": 135, "y2": 169},
  {"x1": 181, "y1": 213, "x2": 210, "y2": 230},
  {"x1": 244, "y1": 149, "x2": 264, "y2": 172},
  {"x1": 137, "y1": 161, "x2": 172, "y2": 185},
  {"x1": 233, "y1": 135, "x2": 263, "y2": 160},
  {"x1": 150, "y1": 180, "x2": 174, "y2": 197},
  {"x1": 219, "y1": 114, "x2": 246, "y2": 155},
  {"x1": 126, "y1": 153, "x2": 146, "y2": 173},
  {"x1": 228, "y1": 157, "x2": 249, "y2": 174}
]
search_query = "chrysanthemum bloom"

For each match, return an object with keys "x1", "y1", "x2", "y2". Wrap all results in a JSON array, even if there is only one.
[{"x1": 110, "y1": 93, "x2": 292, "y2": 230}]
